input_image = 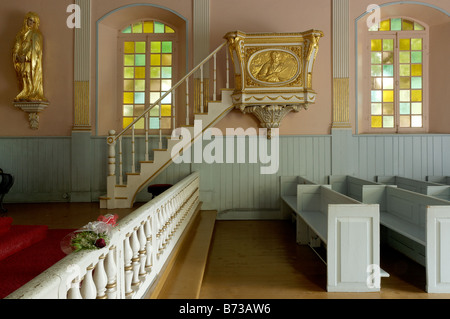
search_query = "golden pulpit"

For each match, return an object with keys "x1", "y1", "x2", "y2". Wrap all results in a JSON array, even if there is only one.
[{"x1": 224, "y1": 30, "x2": 323, "y2": 137}]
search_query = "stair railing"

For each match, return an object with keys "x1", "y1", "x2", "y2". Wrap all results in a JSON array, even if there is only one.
[{"x1": 107, "y1": 42, "x2": 229, "y2": 186}]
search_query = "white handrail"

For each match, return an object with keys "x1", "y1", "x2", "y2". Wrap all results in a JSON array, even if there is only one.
[{"x1": 6, "y1": 172, "x2": 200, "y2": 299}]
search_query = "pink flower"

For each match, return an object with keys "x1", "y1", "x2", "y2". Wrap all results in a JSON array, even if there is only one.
[
  {"x1": 97, "y1": 214, "x2": 118, "y2": 226},
  {"x1": 95, "y1": 238, "x2": 106, "y2": 248}
]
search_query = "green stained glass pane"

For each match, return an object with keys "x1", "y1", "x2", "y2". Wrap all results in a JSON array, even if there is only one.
[
  {"x1": 371, "y1": 52, "x2": 382, "y2": 64},
  {"x1": 123, "y1": 105, "x2": 133, "y2": 117},
  {"x1": 380, "y1": 20, "x2": 390, "y2": 31},
  {"x1": 371, "y1": 90, "x2": 382, "y2": 102},
  {"x1": 150, "y1": 80, "x2": 161, "y2": 91},
  {"x1": 383, "y1": 116, "x2": 394, "y2": 128},
  {"x1": 124, "y1": 55, "x2": 134, "y2": 66},
  {"x1": 400, "y1": 77, "x2": 410, "y2": 89},
  {"x1": 411, "y1": 90, "x2": 422, "y2": 102},
  {"x1": 161, "y1": 80, "x2": 172, "y2": 91},
  {"x1": 161, "y1": 104, "x2": 172, "y2": 116},
  {"x1": 411, "y1": 116, "x2": 422, "y2": 128},
  {"x1": 150, "y1": 105, "x2": 160, "y2": 117},
  {"x1": 383, "y1": 65, "x2": 394, "y2": 77},
  {"x1": 135, "y1": 92, "x2": 145, "y2": 104},
  {"x1": 132, "y1": 23, "x2": 143, "y2": 33},
  {"x1": 400, "y1": 90, "x2": 410, "y2": 102},
  {"x1": 124, "y1": 67, "x2": 134, "y2": 79},
  {"x1": 411, "y1": 38, "x2": 422, "y2": 51},
  {"x1": 151, "y1": 67, "x2": 161, "y2": 78},
  {"x1": 383, "y1": 78, "x2": 394, "y2": 90},
  {"x1": 414, "y1": 22, "x2": 425, "y2": 31},
  {"x1": 371, "y1": 65, "x2": 382, "y2": 76},
  {"x1": 161, "y1": 67, "x2": 172, "y2": 79},
  {"x1": 383, "y1": 90, "x2": 394, "y2": 103},
  {"x1": 411, "y1": 77, "x2": 422, "y2": 89},
  {"x1": 399, "y1": 39, "x2": 410, "y2": 51},
  {"x1": 391, "y1": 18, "x2": 402, "y2": 31},
  {"x1": 372, "y1": 116, "x2": 382, "y2": 128},
  {"x1": 135, "y1": 55, "x2": 146, "y2": 66},
  {"x1": 411, "y1": 64, "x2": 422, "y2": 76},
  {"x1": 411, "y1": 51, "x2": 422, "y2": 64},
  {"x1": 150, "y1": 92, "x2": 160, "y2": 103},
  {"x1": 135, "y1": 42, "x2": 146, "y2": 53},
  {"x1": 371, "y1": 103, "x2": 382, "y2": 115},
  {"x1": 400, "y1": 65, "x2": 410, "y2": 76},
  {"x1": 151, "y1": 42, "x2": 161, "y2": 53},
  {"x1": 400, "y1": 103, "x2": 410, "y2": 115},
  {"x1": 411, "y1": 103, "x2": 422, "y2": 114},
  {"x1": 162, "y1": 42, "x2": 172, "y2": 53},
  {"x1": 122, "y1": 26, "x2": 132, "y2": 34},
  {"x1": 124, "y1": 42, "x2": 135, "y2": 54},
  {"x1": 371, "y1": 78, "x2": 382, "y2": 90},
  {"x1": 150, "y1": 117, "x2": 160, "y2": 129},
  {"x1": 383, "y1": 103, "x2": 394, "y2": 115},
  {"x1": 124, "y1": 80, "x2": 134, "y2": 91},
  {"x1": 399, "y1": 52, "x2": 410, "y2": 64},
  {"x1": 400, "y1": 115, "x2": 411, "y2": 127},
  {"x1": 154, "y1": 21, "x2": 165, "y2": 33},
  {"x1": 135, "y1": 67, "x2": 146, "y2": 79},
  {"x1": 371, "y1": 39, "x2": 382, "y2": 51},
  {"x1": 161, "y1": 118, "x2": 171, "y2": 129},
  {"x1": 383, "y1": 52, "x2": 393, "y2": 64},
  {"x1": 383, "y1": 39, "x2": 394, "y2": 51},
  {"x1": 135, "y1": 80, "x2": 145, "y2": 91},
  {"x1": 124, "y1": 92, "x2": 134, "y2": 104},
  {"x1": 402, "y1": 20, "x2": 414, "y2": 31}
]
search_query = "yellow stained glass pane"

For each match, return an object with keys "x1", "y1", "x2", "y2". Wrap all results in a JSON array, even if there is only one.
[
  {"x1": 124, "y1": 80, "x2": 134, "y2": 91},
  {"x1": 383, "y1": 90, "x2": 394, "y2": 103},
  {"x1": 151, "y1": 54, "x2": 161, "y2": 66},
  {"x1": 399, "y1": 65, "x2": 410, "y2": 76},
  {"x1": 151, "y1": 42, "x2": 161, "y2": 53},
  {"x1": 135, "y1": 42, "x2": 146, "y2": 54},
  {"x1": 123, "y1": 92, "x2": 134, "y2": 104},
  {"x1": 124, "y1": 42, "x2": 135, "y2": 54},
  {"x1": 400, "y1": 39, "x2": 410, "y2": 51},
  {"x1": 383, "y1": 39, "x2": 394, "y2": 51},
  {"x1": 411, "y1": 38, "x2": 422, "y2": 51},
  {"x1": 161, "y1": 104, "x2": 172, "y2": 116},
  {"x1": 383, "y1": 103, "x2": 394, "y2": 115},
  {"x1": 161, "y1": 118, "x2": 171, "y2": 129},
  {"x1": 414, "y1": 22, "x2": 425, "y2": 31},
  {"x1": 124, "y1": 67, "x2": 134, "y2": 79},
  {"x1": 132, "y1": 23, "x2": 143, "y2": 33},
  {"x1": 150, "y1": 80, "x2": 161, "y2": 91},
  {"x1": 134, "y1": 105, "x2": 145, "y2": 117},
  {"x1": 400, "y1": 77, "x2": 410, "y2": 89},
  {"x1": 399, "y1": 52, "x2": 410, "y2": 64},
  {"x1": 162, "y1": 54, "x2": 172, "y2": 66},
  {"x1": 123, "y1": 117, "x2": 133, "y2": 129},
  {"x1": 371, "y1": 116, "x2": 382, "y2": 128},
  {"x1": 165, "y1": 26, "x2": 175, "y2": 33},
  {"x1": 135, "y1": 67, "x2": 146, "y2": 79},
  {"x1": 135, "y1": 118, "x2": 145, "y2": 130},
  {"x1": 411, "y1": 90, "x2": 422, "y2": 102},
  {"x1": 124, "y1": 55, "x2": 134, "y2": 66},
  {"x1": 402, "y1": 20, "x2": 414, "y2": 31},
  {"x1": 150, "y1": 105, "x2": 160, "y2": 117},
  {"x1": 144, "y1": 21, "x2": 154, "y2": 33},
  {"x1": 380, "y1": 20, "x2": 390, "y2": 31},
  {"x1": 371, "y1": 39, "x2": 382, "y2": 51},
  {"x1": 411, "y1": 64, "x2": 422, "y2": 76},
  {"x1": 135, "y1": 80, "x2": 145, "y2": 91}
]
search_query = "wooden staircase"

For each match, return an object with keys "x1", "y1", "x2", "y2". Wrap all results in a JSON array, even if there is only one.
[{"x1": 100, "y1": 89, "x2": 233, "y2": 209}]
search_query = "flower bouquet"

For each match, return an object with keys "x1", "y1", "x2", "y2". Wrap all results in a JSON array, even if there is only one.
[{"x1": 61, "y1": 214, "x2": 118, "y2": 254}]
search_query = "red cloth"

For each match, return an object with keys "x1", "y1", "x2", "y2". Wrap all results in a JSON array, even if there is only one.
[
  {"x1": 0, "y1": 225, "x2": 48, "y2": 262},
  {"x1": 0, "y1": 217, "x2": 13, "y2": 236}
]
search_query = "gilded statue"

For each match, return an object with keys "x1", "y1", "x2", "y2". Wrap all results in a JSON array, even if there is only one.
[{"x1": 12, "y1": 12, "x2": 47, "y2": 102}]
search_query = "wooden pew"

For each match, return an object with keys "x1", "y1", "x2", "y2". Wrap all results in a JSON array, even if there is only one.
[
  {"x1": 376, "y1": 175, "x2": 443, "y2": 195},
  {"x1": 328, "y1": 175, "x2": 381, "y2": 202},
  {"x1": 427, "y1": 176, "x2": 450, "y2": 185},
  {"x1": 359, "y1": 185, "x2": 450, "y2": 293},
  {"x1": 281, "y1": 183, "x2": 380, "y2": 292}
]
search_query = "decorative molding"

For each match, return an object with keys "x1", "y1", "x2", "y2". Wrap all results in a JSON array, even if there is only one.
[
  {"x1": 332, "y1": 78, "x2": 351, "y2": 128},
  {"x1": 74, "y1": 81, "x2": 91, "y2": 129},
  {"x1": 13, "y1": 101, "x2": 49, "y2": 130}
]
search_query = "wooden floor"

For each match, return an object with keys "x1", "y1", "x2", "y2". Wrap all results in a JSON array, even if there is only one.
[{"x1": 3, "y1": 202, "x2": 450, "y2": 299}]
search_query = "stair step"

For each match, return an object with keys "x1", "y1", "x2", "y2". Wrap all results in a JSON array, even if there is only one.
[{"x1": 157, "y1": 210, "x2": 217, "y2": 299}]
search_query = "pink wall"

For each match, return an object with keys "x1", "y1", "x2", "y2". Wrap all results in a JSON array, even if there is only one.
[{"x1": 0, "y1": 0, "x2": 74, "y2": 137}]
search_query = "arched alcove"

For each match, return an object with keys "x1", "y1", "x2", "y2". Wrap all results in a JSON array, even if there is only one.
[{"x1": 95, "y1": 4, "x2": 188, "y2": 136}]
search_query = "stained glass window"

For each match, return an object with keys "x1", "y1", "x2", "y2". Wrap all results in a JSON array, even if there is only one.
[
  {"x1": 120, "y1": 21, "x2": 175, "y2": 130},
  {"x1": 368, "y1": 18, "x2": 425, "y2": 130}
]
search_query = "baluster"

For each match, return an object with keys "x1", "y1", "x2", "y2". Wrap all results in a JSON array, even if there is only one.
[
  {"x1": 159, "y1": 101, "x2": 163, "y2": 149},
  {"x1": 130, "y1": 228, "x2": 141, "y2": 289},
  {"x1": 138, "y1": 221, "x2": 147, "y2": 278},
  {"x1": 186, "y1": 79, "x2": 189, "y2": 125},
  {"x1": 67, "y1": 277, "x2": 82, "y2": 299},
  {"x1": 213, "y1": 53, "x2": 217, "y2": 101},
  {"x1": 93, "y1": 255, "x2": 108, "y2": 299},
  {"x1": 145, "y1": 112, "x2": 149, "y2": 161},
  {"x1": 80, "y1": 264, "x2": 97, "y2": 299},
  {"x1": 123, "y1": 234, "x2": 134, "y2": 298},
  {"x1": 226, "y1": 46, "x2": 230, "y2": 89},
  {"x1": 200, "y1": 65, "x2": 204, "y2": 113},
  {"x1": 131, "y1": 125, "x2": 136, "y2": 173},
  {"x1": 119, "y1": 136, "x2": 123, "y2": 185},
  {"x1": 105, "y1": 245, "x2": 117, "y2": 299},
  {"x1": 107, "y1": 130, "x2": 116, "y2": 178},
  {"x1": 144, "y1": 217, "x2": 153, "y2": 273},
  {"x1": 172, "y1": 88, "x2": 176, "y2": 130}
]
